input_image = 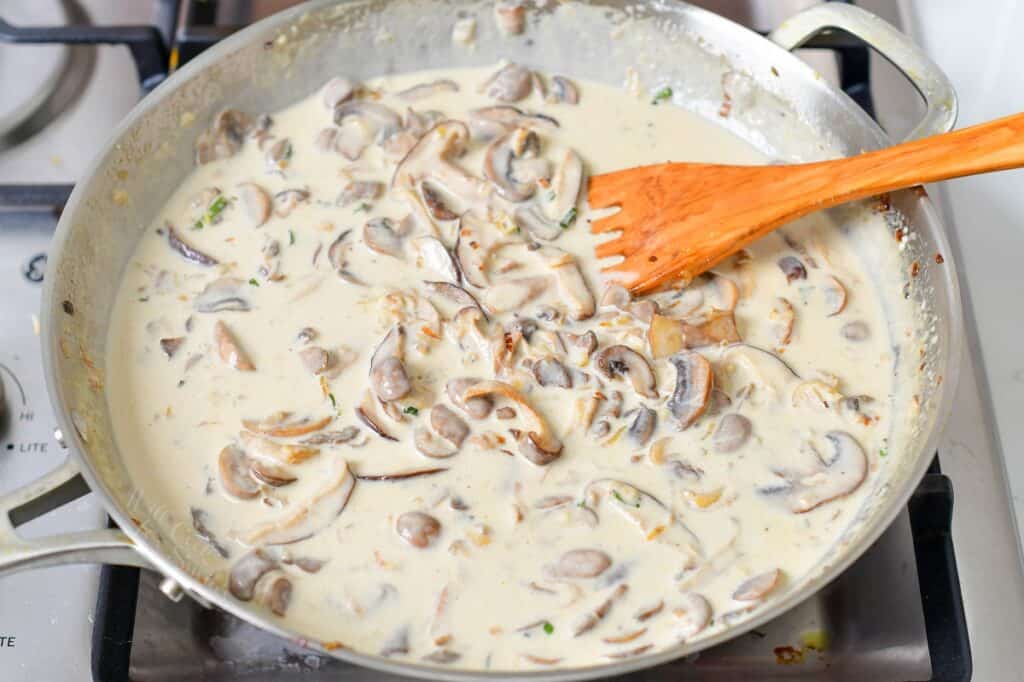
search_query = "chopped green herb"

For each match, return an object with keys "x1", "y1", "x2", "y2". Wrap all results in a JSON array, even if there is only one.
[
  {"x1": 547, "y1": 190, "x2": 556, "y2": 201},
  {"x1": 612, "y1": 490, "x2": 640, "y2": 508},
  {"x1": 207, "y1": 195, "x2": 228, "y2": 219},
  {"x1": 559, "y1": 207, "x2": 578, "y2": 229},
  {"x1": 192, "y1": 219, "x2": 204, "y2": 230},
  {"x1": 248, "y1": 278, "x2": 260, "y2": 287},
  {"x1": 651, "y1": 86, "x2": 673, "y2": 105},
  {"x1": 879, "y1": 448, "x2": 887, "y2": 458},
  {"x1": 288, "y1": 229, "x2": 295, "y2": 246},
  {"x1": 328, "y1": 393, "x2": 337, "y2": 408},
  {"x1": 542, "y1": 621, "x2": 554, "y2": 635},
  {"x1": 354, "y1": 202, "x2": 371, "y2": 213},
  {"x1": 577, "y1": 500, "x2": 586, "y2": 509},
  {"x1": 403, "y1": 406, "x2": 419, "y2": 416}
]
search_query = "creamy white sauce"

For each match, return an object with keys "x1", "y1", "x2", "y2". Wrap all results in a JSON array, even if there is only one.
[{"x1": 106, "y1": 65, "x2": 893, "y2": 670}]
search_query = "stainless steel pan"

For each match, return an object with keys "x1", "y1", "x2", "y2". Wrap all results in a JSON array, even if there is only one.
[{"x1": 0, "y1": 1, "x2": 962, "y2": 679}]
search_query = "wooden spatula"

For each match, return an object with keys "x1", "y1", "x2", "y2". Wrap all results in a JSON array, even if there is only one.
[{"x1": 588, "y1": 112, "x2": 1024, "y2": 294}]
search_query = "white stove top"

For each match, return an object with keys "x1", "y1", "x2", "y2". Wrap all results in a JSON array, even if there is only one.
[{"x1": 1, "y1": 2, "x2": 1023, "y2": 681}]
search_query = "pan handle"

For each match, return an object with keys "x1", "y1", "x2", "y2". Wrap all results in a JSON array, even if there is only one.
[
  {"x1": 769, "y1": 2, "x2": 958, "y2": 141},
  {"x1": 0, "y1": 455, "x2": 149, "y2": 576}
]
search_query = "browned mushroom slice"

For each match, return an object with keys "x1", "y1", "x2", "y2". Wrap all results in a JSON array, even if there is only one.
[
  {"x1": 822, "y1": 275, "x2": 848, "y2": 316},
  {"x1": 770, "y1": 297, "x2": 795, "y2": 346},
  {"x1": 397, "y1": 79, "x2": 460, "y2": 101},
  {"x1": 712, "y1": 414, "x2": 752, "y2": 453},
  {"x1": 228, "y1": 549, "x2": 277, "y2": 600},
  {"x1": 218, "y1": 444, "x2": 259, "y2": 500},
  {"x1": 240, "y1": 432, "x2": 317, "y2": 466},
  {"x1": 603, "y1": 628, "x2": 648, "y2": 645},
  {"x1": 242, "y1": 412, "x2": 333, "y2": 438},
  {"x1": 446, "y1": 378, "x2": 493, "y2": 419},
  {"x1": 356, "y1": 467, "x2": 447, "y2": 481},
  {"x1": 494, "y1": 0, "x2": 526, "y2": 34},
  {"x1": 363, "y1": 217, "x2": 406, "y2": 258},
  {"x1": 255, "y1": 574, "x2": 292, "y2": 616},
  {"x1": 423, "y1": 281, "x2": 483, "y2": 312},
  {"x1": 460, "y1": 380, "x2": 562, "y2": 465},
  {"x1": 521, "y1": 654, "x2": 563, "y2": 666},
  {"x1": 320, "y1": 76, "x2": 356, "y2": 110},
  {"x1": 604, "y1": 644, "x2": 653, "y2": 659},
  {"x1": 369, "y1": 325, "x2": 411, "y2": 402},
  {"x1": 547, "y1": 76, "x2": 580, "y2": 104},
  {"x1": 840, "y1": 320, "x2": 870, "y2": 341},
  {"x1": 337, "y1": 180, "x2": 383, "y2": 207},
  {"x1": 431, "y1": 404, "x2": 469, "y2": 447},
  {"x1": 672, "y1": 592, "x2": 712, "y2": 639},
  {"x1": 298, "y1": 346, "x2": 331, "y2": 376},
  {"x1": 634, "y1": 600, "x2": 664, "y2": 622},
  {"x1": 468, "y1": 106, "x2": 559, "y2": 140},
  {"x1": 195, "y1": 109, "x2": 253, "y2": 164},
  {"x1": 572, "y1": 583, "x2": 629, "y2": 637},
  {"x1": 214, "y1": 320, "x2": 255, "y2": 371},
  {"x1": 596, "y1": 345, "x2": 657, "y2": 398},
  {"x1": 532, "y1": 357, "x2": 571, "y2": 388},
  {"x1": 667, "y1": 351, "x2": 712, "y2": 428},
  {"x1": 160, "y1": 337, "x2": 185, "y2": 359},
  {"x1": 249, "y1": 458, "x2": 297, "y2": 487},
  {"x1": 302, "y1": 426, "x2": 360, "y2": 446},
  {"x1": 356, "y1": 390, "x2": 399, "y2": 441},
  {"x1": 239, "y1": 460, "x2": 355, "y2": 545},
  {"x1": 647, "y1": 311, "x2": 740, "y2": 359},
  {"x1": 166, "y1": 224, "x2": 218, "y2": 266},
  {"x1": 191, "y1": 508, "x2": 229, "y2": 558},
  {"x1": 273, "y1": 189, "x2": 309, "y2": 219},
  {"x1": 599, "y1": 284, "x2": 658, "y2": 323},
  {"x1": 333, "y1": 100, "x2": 403, "y2": 143},
  {"x1": 194, "y1": 277, "x2": 250, "y2": 313},
  {"x1": 732, "y1": 568, "x2": 781, "y2": 601},
  {"x1": 778, "y1": 255, "x2": 807, "y2": 283},
  {"x1": 628, "y1": 406, "x2": 657, "y2": 446},
  {"x1": 396, "y1": 511, "x2": 442, "y2": 548},
  {"x1": 786, "y1": 431, "x2": 867, "y2": 512},
  {"x1": 414, "y1": 426, "x2": 457, "y2": 459},
  {"x1": 553, "y1": 549, "x2": 612, "y2": 578},
  {"x1": 420, "y1": 181, "x2": 459, "y2": 221},
  {"x1": 481, "y1": 63, "x2": 534, "y2": 102},
  {"x1": 544, "y1": 149, "x2": 583, "y2": 224},
  {"x1": 453, "y1": 211, "x2": 492, "y2": 288},
  {"x1": 411, "y1": 236, "x2": 459, "y2": 283},
  {"x1": 484, "y1": 128, "x2": 540, "y2": 202}
]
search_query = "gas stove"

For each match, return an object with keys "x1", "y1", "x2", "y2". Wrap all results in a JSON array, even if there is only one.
[{"x1": 0, "y1": 2, "x2": 1022, "y2": 681}]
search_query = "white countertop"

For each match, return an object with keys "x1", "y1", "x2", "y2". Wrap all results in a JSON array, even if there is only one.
[{"x1": 904, "y1": 0, "x2": 1024, "y2": 546}]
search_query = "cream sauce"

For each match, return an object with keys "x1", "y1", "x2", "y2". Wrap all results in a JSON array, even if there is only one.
[{"x1": 106, "y1": 65, "x2": 894, "y2": 670}]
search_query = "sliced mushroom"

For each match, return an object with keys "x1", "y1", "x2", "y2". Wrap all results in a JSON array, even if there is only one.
[
  {"x1": 667, "y1": 351, "x2": 713, "y2": 428},
  {"x1": 239, "y1": 460, "x2": 355, "y2": 545},
  {"x1": 647, "y1": 311, "x2": 741, "y2": 359},
  {"x1": 337, "y1": 180, "x2": 383, "y2": 207},
  {"x1": 481, "y1": 63, "x2": 533, "y2": 102},
  {"x1": 786, "y1": 431, "x2": 867, "y2": 513},
  {"x1": 273, "y1": 189, "x2": 309, "y2": 218},
  {"x1": 411, "y1": 236, "x2": 459, "y2": 283},
  {"x1": 673, "y1": 592, "x2": 712, "y2": 639},
  {"x1": 732, "y1": 568, "x2": 781, "y2": 601},
  {"x1": 160, "y1": 337, "x2": 185, "y2": 359},
  {"x1": 335, "y1": 122, "x2": 372, "y2": 160},
  {"x1": 195, "y1": 109, "x2": 252, "y2": 164},
  {"x1": 482, "y1": 276, "x2": 550, "y2": 315},
  {"x1": 554, "y1": 549, "x2": 612, "y2": 578},
  {"x1": 468, "y1": 106, "x2": 559, "y2": 141},
  {"x1": 363, "y1": 217, "x2": 406, "y2": 258},
  {"x1": 320, "y1": 76, "x2": 356, "y2": 110},
  {"x1": 167, "y1": 224, "x2": 218, "y2": 266},
  {"x1": 544, "y1": 149, "x2": 583, "y2": 223},
  {"x1": 595, "y1": 345, "x2": 657, "y2": 398},
  {"x1": 191, "y1": 508, "x2": 229, "y2": 558},
  {"x1": 240, "y1": 431, "x2": 318, "y2": 465},
  {"x1": 605, "y1": 644, "x2": 653, "y2": 659},
  {"x1": 249, "y1": 459, "x2": 297, "y2": 487},
  {"x1": 334, "y1": 100, "x2": 402, "y2": 143},
  {"x1": 431, "y1": 404, "x2": 469, "y2": 446},
  {"x1": 242, "y1": 412, "x2": 332, "y2": 438},
  {"x1": 584, "y1": 479, "x2": 702, "y2": 556},
  {"x1": 634, "y1": 601, "x2": 664, "y2": 623},
  {"x1": 356, "y1": 467, "x2": 447, "y2": 481},
  {"x1": 454, "y1": 211, "x2": 492, "y2": 287},
  {"x1": 218, "y1": 444, "x2": 259, "y2": 500},
  {"x1": 770, "y1": 297, "x2": 795, "y2": 346},
  {"x1": 265, "y1": 138, "x2": 292, "y2": 172},
  {"x1": 214, "y1": 320, "x2": 255, "y2": 371},
  {"x1": 563, "y1": 330, "x2": 597, "y2": 366},
  {"x1": 532, "y1": 357, "x2": 571, "y2": 388},
  {"x1": 484, "y1": 128, "x2": 540, "y2": 202},
  {"x1": 423, "y1": 281, "x2": 483, "y2": 311},
  {"x1": 397, "y1": 79, "x2": 459, "y2": 101},
  {"x1": 396, "y1": 511, "x2": 442, "y2": 548},
  {"x1": 255, "y1": 574, "x2": 292, "y2": 616},
  {"x1": 414, "y1": 426, "x2": 458, "y2": 459},
  {"x1": 446, "y1": 378, "x2": 493, "y2": 419},
  {"x1": 314, "y1": 127, "x2": 339, "y2": 153},
  {"x1": 822, "y1": 275, "x2": 848, "y2": 316},
  {"x1": 370, "y1": 325, "x2": 411, "y2": 402},
  {"x1": 494, "y1": 0, "x2": 526, "y2": 34},
  {"x1": 298, "y1": 346, "x2": 331, "y2": 375},
  {"x1": 419, "y1": 181, "x2": 459, "y2": 221},
  {"x1": 628, "y1": 406, "x2": 657, "y2": 446},
  {"x1": 381, "y1": 627, "x2": 410, "y2": 657},
  {"x1": 712, "y1": 414, "x2": 752, "y2": 453},
  {"x1": 572, "y1": 583, "x2": 629, "y2": 637},
  {"x1": 194, "y1": 277, "x2": 250, "y2": 313},
  {"x1": 228, "y1": 549, "x2": 277, "y2": 600},
  {"x1": 302, "y1": 426, "x2": 360, "y2": 446},
  {"x1": 778, "y1": 255, "x2": 807, "y2": 283},
  {"x1": 461, "y1": 380, "x2": 562, "y2": 465},
  {"x1": 547, "y1": 76, "x2": 580, "y2": 104},
  {"x1": 513, "y1": 205, "x2": 561, "y2": 241}
]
